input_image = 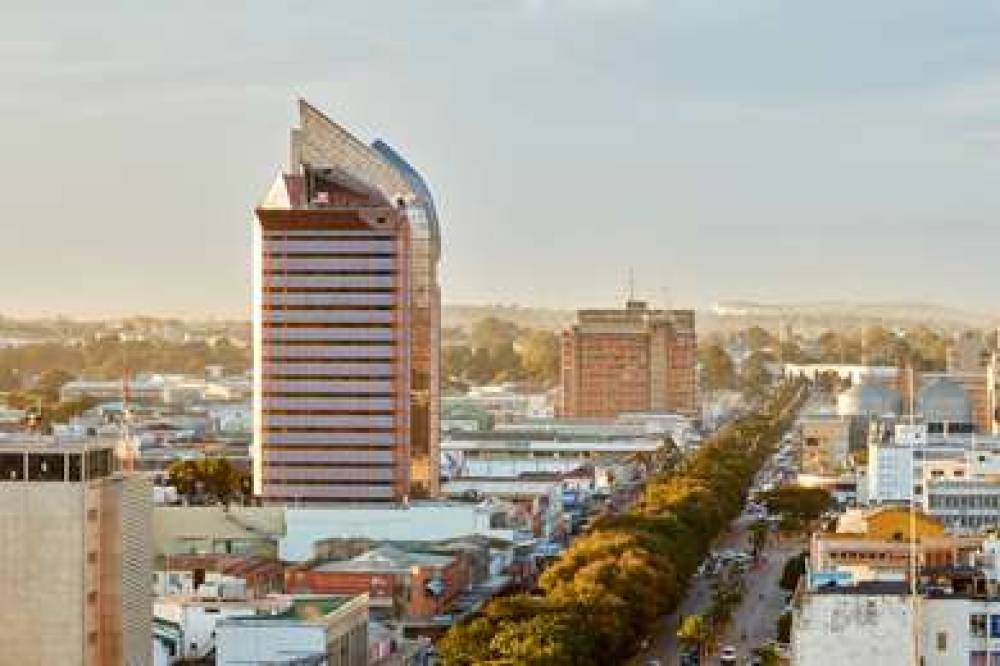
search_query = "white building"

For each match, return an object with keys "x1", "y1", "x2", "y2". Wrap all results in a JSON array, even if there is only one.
[
  {"x1": 216, "y1": 595, "x2": 368, "y2": 666},
  {"x1": 866, "y1": 421, "x2": 1000, "y2": 531},
  {"x1": 795, "y1": 539, "x2": 1000, "y2": 665}
]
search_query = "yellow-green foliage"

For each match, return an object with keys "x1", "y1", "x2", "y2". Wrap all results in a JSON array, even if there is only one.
[{"x1": 437, "y1": 381, "x2": 806, "y2": 666}]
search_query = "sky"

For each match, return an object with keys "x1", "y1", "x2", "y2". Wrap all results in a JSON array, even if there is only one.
[{"x1": 2, "y1": 0, "x2": 1000, "y2": 318}]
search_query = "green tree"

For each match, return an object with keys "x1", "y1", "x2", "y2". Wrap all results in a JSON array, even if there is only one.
[
  {"x1": 750, "y1": 520, "x2": 769, "y2": 557},
  {"x1": 519, "y1": 329, "x2": 560, "y2": 385},
  {"x1": 469, "y1": 316, "x2": 519, "y2": 350},
  {"x1": 754, "y1": 643, "x2": 781, "y2": 666},
  {"x1": 167, "y1": 458, "x2": 249, "y2": 505},
  {"x1": 780, "y1": 552, "x2": 807, "y2": 591},
  {"x1": 776, "y1": 610, "x2": 793, "y2": 643},
  {"x1": 742, "y1": 351, "x2": 774, "y2": 398},
  {"x1": 746, "y1": 326, "x2": 776, "y2": 353},
  {"x1": 699, "y1": 343, "x2": 735, "y2": 391},
  {"x1": 33, "y1": 368, "x2": 76, "y2": 402},
  {"x1": 677, "y1": 614, "x2": 711, "y2": 661},
  {"x1": 760, "y1": 486, "x2": 832, "y2": 523}
]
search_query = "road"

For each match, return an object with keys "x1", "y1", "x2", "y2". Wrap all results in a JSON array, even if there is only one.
[{"x1": 632, "y1": 514, "x2": 805, "y2": 665}]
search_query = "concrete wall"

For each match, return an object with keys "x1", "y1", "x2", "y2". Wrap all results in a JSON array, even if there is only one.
[
  {"x1": 0, "y1": 482, "x2": 87, "y2": 665},
  {"x1": 793, "y1": 594, "x2": 914, "y2": 666}
]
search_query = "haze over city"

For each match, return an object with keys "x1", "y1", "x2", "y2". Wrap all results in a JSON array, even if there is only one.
[{"x1": 3, "y1": 0, "x2": 1000, "y2": 318}]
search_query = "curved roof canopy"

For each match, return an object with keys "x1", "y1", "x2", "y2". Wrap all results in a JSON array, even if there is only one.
[
  {"x1": 837, "y1": 382, "x2": 902, "y2": 417},
  {"x1": 916, "y1": 378, "x2": 972, "y2": 424}
]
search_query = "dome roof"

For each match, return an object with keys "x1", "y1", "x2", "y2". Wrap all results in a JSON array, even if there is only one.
[
  {"x1": 917, "y1": 378, "x2": 972, "y2": 424},
  {"x1": 837, "y1": 382, "x2": 902, "y2": 417}
]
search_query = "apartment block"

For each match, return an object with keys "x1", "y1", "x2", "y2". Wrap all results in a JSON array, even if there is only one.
[{"x1": 560, "y1": 299, "x2": 697, "y2": 418}]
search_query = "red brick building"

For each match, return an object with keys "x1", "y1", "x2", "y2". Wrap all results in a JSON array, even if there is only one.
[
  {"x1": 560, "y1": 300, "x2": 697, "y2": 418},
  {"x1": 157, "y1": 554, "x2": 285, "y2": 599},
  {"x1": 285, "y1": 546, "x2": 469, "y2": 622}
]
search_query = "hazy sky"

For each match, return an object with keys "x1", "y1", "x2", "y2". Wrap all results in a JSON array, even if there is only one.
[{"x1": 2, "y1": 0, "x2": 1000, "y2": 318}]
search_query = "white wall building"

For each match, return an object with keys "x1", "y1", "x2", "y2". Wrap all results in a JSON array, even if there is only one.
[{"x1": 216, "y1": 595, "x2": 368, "y2": 666}]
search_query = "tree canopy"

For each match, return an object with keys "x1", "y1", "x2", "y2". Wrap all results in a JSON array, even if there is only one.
[
  {"x1": 437, "y1": 380, "x2": 807, "y2": 665},
  {"x1": 443, "y1": 317, "x2": 561, "y2": 388}
]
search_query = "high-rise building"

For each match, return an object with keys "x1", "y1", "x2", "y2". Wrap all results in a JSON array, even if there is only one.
[
  {"x1": 0, "y1": 436, "x2": 151, "y2": 665},
  {"x1": 253, "y1": 100, "x2": 441, "y2": 504},
  {"x1": 559, "y1": 299, "x2": 697, "y2": 418}
]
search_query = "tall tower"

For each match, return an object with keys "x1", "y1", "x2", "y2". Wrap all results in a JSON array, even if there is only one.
[{"x1": 253, "y1": 100, "x2": 441, "y2": 504}]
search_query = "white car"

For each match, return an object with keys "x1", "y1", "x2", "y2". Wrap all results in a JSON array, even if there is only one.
[{"x1": 720, "y1": 645, "x2": 738, "y2": 664}]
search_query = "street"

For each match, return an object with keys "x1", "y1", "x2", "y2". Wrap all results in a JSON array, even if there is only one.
[{"x1": 632, "y1": 515, "x2": 805, "y2": 665}]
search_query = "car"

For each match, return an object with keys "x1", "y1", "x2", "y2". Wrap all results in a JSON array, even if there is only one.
[
  {"x1": 720, "y1": 645, "x2": 737, "y2": 664},
  {"x1": 679, "y1": 647, "x2": 700, "y2": 665}
]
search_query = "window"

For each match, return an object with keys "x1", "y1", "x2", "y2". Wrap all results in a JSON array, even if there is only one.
[
  {"x1": 0, "y1": 454, "x2": 24, "y2": 481},
  {"x1": 988, "y1": 614, "x2": 1000, "y2": 638},
  {"x1": 936, "y1": 631, "x2": 946, "y2": 652},
  {"x1": 28, "y1": 454, "x2": 65, "y2": 481},
  {"x1": 969, "y1": 613, "x2": 986, "y2": 638}
]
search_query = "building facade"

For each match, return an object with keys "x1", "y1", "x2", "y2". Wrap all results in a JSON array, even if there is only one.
[
  {"x1": 559, "y1": 300, "x2": 696, "y2": 418},
  {"x1": 215, "y1": 595, "x2": 369, "y2": 666},
  {"x1": 253, "y1": 100, "x2": 441, "y2": 504},
  {"x1": 801, "y1": 413, "x2": 851, "y2": 475},
  {"x1": 0, "y1": 437, "x2": 151, "y2": 665}
]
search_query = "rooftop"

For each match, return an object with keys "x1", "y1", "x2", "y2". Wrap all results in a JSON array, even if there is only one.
[{"x1": 310, "y1": 545, "x2": 453, "y2": 573}]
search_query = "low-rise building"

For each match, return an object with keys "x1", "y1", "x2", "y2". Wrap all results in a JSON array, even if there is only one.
[
  {"x1": 155, "y1": 553, "x2": 284, "y2": 599},
  {"x1": 800, "y1": 412, "x2": 851, "y2": 475},
  {"x1": 287, "y1": 546, "x2": 468, "y2": 626},
  {"x1": 215, "y1": 595, "x2": 368, "y2": 666},
  {"x1": 154, "y1": 593, "x2": 367, "y2": 665}
]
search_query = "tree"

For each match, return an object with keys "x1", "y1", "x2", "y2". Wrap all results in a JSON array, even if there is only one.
[
  {"x1": 442, "y1": 345, "x2": 473, "y2": 386},
  {"x1": 754, "y1": 643, "x2": 781, "y2": 666},
  {"x1": 742, "y1": 352, "x2": 774, "y2": 398},
  {"x1": 750, "y1": 520, "x2": 769, "y2": 557},
  {"x1": 779, "y1": 552, "x2": 807, "y2": 591},
  {"x1": 746, "y1": 326, "x2": 776, "y2": 353},
  {"x1": 519, "y1": 330, "x2": 560, "y2": 385},
  {"x1": 437, "y1": 381, "x2": 808, "y2": 665},
  {"x1": 776, "y1": 610, "x2": 793, "y2": 643},
  {"x1": 676, "y1": 614, "x2": 711, "y2": 661},
  {"x1": 699, "y1": 343, "x2": 735, "y2": 391},
  {"x1": 167, "y1": 458, "x2": 249, "y2": 505},
  {"x1": 470, "y1": 316, "x2": 518, "y2": 350},
  {"x1": 33, "y1": 368, "x2": 75, "y2": 402},
  {"x1": 760, "y1": 486, "x2": 832, "y2": 523}
]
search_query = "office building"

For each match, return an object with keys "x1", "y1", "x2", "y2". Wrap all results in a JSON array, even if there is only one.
[
  {"x1": 253, "y1": 100, "x2": 441, "y2": 503},
  {"x1": 559, "y1": 299, "x2": 697, "y2": 418},
  {"x1": 0, "y1": 436, "x2": 152, "y2": 665}
]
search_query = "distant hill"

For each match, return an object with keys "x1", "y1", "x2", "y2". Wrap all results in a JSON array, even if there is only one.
[
  {"x1": 444, "y1": 300, "x2": 999, "y2": 336},
  {"x1": 709, "y1": 300, "x2": 998, "y2": 333}
]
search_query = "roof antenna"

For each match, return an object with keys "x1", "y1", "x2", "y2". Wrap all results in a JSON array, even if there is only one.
[{"x1": 627, "y1": 267, "x2": 635, "y2": 302}]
